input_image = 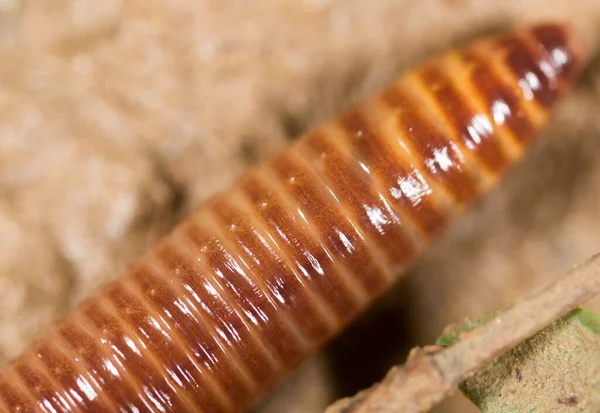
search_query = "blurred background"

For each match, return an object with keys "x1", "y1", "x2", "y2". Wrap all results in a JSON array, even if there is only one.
[{"x1": 1, "y1": 1, "x2": 600, "y2": 412}]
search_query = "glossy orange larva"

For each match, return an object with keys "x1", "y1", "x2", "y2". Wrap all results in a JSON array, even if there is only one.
[{"x1": 0, "y1": 23, "x2": 586, "y2": 413}]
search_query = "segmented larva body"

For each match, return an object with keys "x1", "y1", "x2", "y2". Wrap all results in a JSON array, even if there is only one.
[{"x1": 0, "y1": 23, "x2": 585, "y2": 413}]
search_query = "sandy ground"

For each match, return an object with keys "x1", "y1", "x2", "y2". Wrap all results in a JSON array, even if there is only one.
[{"x1": 1, "y1": 1, "x2": 600, "y2": 412}]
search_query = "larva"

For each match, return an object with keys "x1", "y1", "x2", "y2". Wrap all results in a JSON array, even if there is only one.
[{"x1": 0, "y1": 23, "x2": 585, "y2": 413}]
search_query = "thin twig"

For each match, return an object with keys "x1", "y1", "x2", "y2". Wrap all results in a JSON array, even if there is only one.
[{"x1": 325, "y1": 253, "x2": 600, "y2": 413}]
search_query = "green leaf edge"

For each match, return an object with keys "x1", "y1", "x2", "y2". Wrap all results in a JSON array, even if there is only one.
[
  {"x1": 436, "y1": 313, "x2": 496, "y2": 346},
  {"x1": 574, "y1": 308, "x2": 600, "y2": 335}
]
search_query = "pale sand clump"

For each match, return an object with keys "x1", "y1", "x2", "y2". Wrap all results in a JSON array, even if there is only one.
[{"x1": 462, "y1": 310, "x2": 600, "y2": 412}]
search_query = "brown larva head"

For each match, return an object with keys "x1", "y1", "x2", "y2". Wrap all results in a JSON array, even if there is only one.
[
  {"x1": 489, "y1": 22, "x2": 588, "y2": 110},
  {"x1": 397, "y1": 22, "x2": 589, "y2": 186},
  {"x1": 525, "y1": 22, "x2": 588, "y2": 87},
  {"x1": 424, "y1": 21, "x2": 591, "y2": 163}
]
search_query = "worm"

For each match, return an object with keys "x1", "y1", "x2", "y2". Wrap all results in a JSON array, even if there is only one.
[{"x1": 0, "y1": 22, "x2": 586, "y2": 413}]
